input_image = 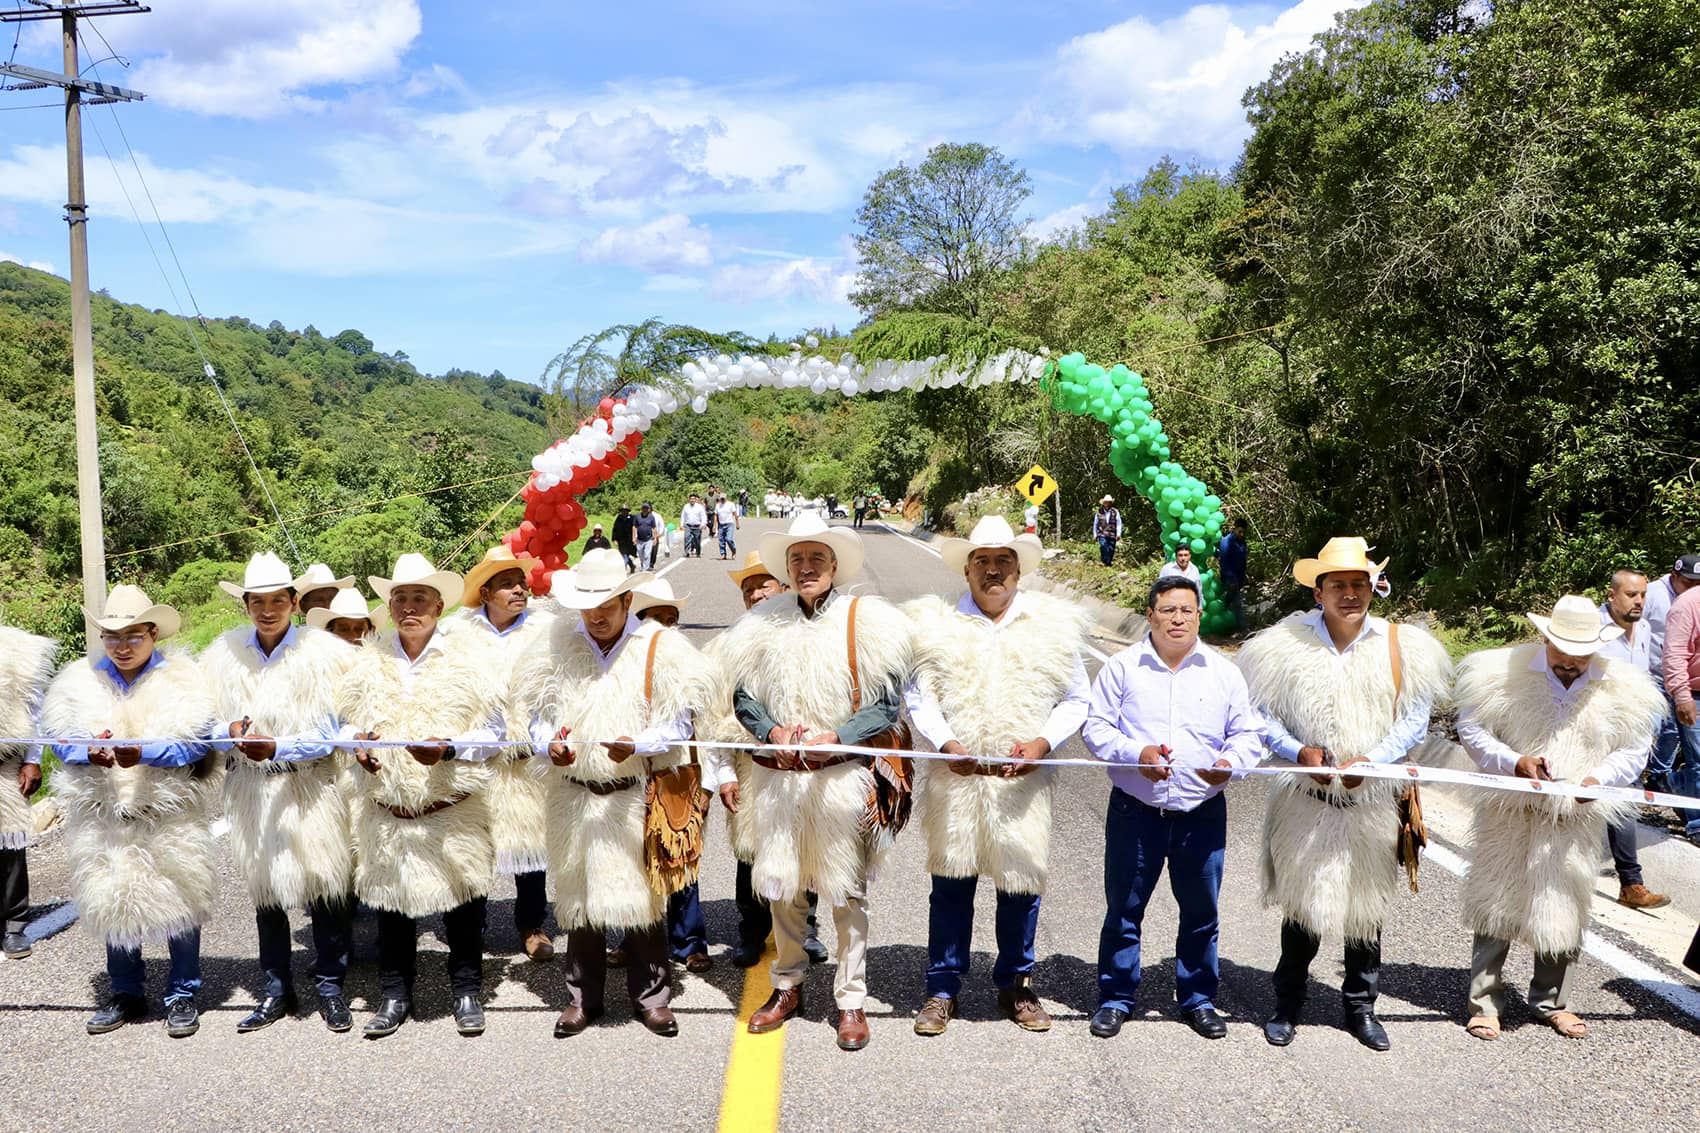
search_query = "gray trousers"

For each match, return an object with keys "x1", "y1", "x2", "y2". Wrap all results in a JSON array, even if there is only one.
[
  {"x1": 1, "y1": 847, "x2": 27, "y2": 933},
  {"x1": 563, "y1": 923, "x2": 669, "y2": 1014},
  {"x1": 1467, "y1": 932, "x2": 1577, "y2": 1019}
]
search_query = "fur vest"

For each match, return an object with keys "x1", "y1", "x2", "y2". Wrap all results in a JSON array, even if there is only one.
[
  {"x1": 511, "y1": 618, "x2": 709, "y2": 931},
  {"x1": 904, "y1": 591, "x2": 1088, "y2": 894},
  {"x1": 44, "y1": 650, "x2": 221, "y2": 947},
  {"x1": 1456, "y1": 644, "x2": 1665, "y2": 954},
  {"x1": 450, "y1": 606, "x2": 556, "y2": 875},
  {"x1": 0, "y1": 626, "x2": 56, "y2": 849},
  {"x1": 696, "y1": 632, "x2": 760, "y2": 863},
  {"x1": 201, "y1": 626, "x2": 355, "y2": 909},
  {"x1": 714, "y1": 590, "x2": 913, "y2": 905},
  {"x1": 335, "y1": 624, "x2": 502, "y2": 917},
  {"x1": 1237, "y1": 614, "x2": 1452, "y2": 941}
]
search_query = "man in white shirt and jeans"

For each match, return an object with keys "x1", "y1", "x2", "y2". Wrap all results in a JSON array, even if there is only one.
[
  {"x1": 680, "y1": 494, "x2": 708, "y2": 558},
  {"x1": 715, "y1": 495, "x2": 740, "y2": 560},
  {"x1": 1158, "y1": 545, "x2": 1201, "y2": 586}
]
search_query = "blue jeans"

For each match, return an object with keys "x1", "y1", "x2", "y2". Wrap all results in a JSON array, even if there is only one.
[
  {"x1": 925, "y1": 874, "x2": 1039, "y2": 999},
  {"x1": 108, "y1": 927, "x2": 201, "y2": 1004},
  {"x1": 668, "y1": 882, "x2": 708, "y2": 959},
  {"x1": 1668, "y1": 705, "x2": 1700, "y2": 836},
  {"x1": 684, "y1": 526, "x2": 703, "y2": 556},
  {"x1": 718, "y1": 524, "x2": 736, "y2": 557},
  {"x1": 256, "y1": 898, "x2": 352, "y2": 998},
  {"x1": 1098, "y1": 536, "x2": 1118, "y2": 566},
  {"x1": 1098, "y1": 788, "x2": 1227, "y2": 1013}
]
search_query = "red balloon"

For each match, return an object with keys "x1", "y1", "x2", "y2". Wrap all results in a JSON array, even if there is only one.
[
  {"x1": 605, "y1": 453, "x2": 626, "y2": 471},
  {"x1": 598, "y1": 397, "x2": 614, "y2": 414}
]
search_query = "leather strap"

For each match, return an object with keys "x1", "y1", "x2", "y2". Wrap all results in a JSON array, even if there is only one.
[
  {"x1": 1388, "y1": 622, "x2": 1403, "y2": 702},
  {"x1": 644, "y1": 631, "x2": 661, "y2": 706},
  {"x1": 578, "y1": 776, "x2": 642, "y2": 795},
  {"x1": 382, "y1": 793, "x2": 469, "y2": 820},
  {"x1": 752, "y1": 752, "x2": 869, "y2": 773},
  {"x1": 847, "y1": 596, "x2": 863, "y2": 713}
]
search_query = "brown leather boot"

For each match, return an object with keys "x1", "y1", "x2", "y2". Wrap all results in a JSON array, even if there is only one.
[
  {"x1": 748, "y1": 987, "x2": 802, "y2": 1033},
  {"x1": 998, "y1": 983, "x2": 1052, "y2": 1032},
  {"x1": 524, "y1": 930, "x2": 555, "y2": 961},
  {"x1": 913, "y1": 996, "x2": 955, "y2": 1036},
  {"x1": 836, "y1": 1008, "x2": 870, "y2": 1051},
  {"x1": 1619, "y1": 882, "x2": 1671, "y2": 909}
]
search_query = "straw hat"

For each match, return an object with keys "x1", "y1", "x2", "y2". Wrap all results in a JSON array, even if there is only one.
[
  {"x1": 296, "y1": 562, "x2": 354, "y2": 593},
  {"x1": 1528, "y1": 594, "x2": 1622, "y2": 657},
  {"x1": 1292, "y1": 537, "x2": 1390, "y2": 589},
  {"x1": 758, "y1": 513, "x2": 865, "y2": 584},
  {"x1": 940, "y1": 515, "x2": 1041, "y2": 575},
  {"x1": 630, "y1": 577, "x2": 688, "y2": 617},
  {"x1": 459, "y1": 544, "x2": 539, "y2": 608},
  {"x1": 551, "y1": 548, "x2": 653, "y2": 611},
  {"x1": 85, "y1": 584, "x2": 181, "y2": 640},
  {"x1": 305, "y1": 587, "x2": 388, "y2": 631},
  {"x1": 728, "y1": 550, "x2": 781, "y2": 589},
  {"x1": 369, "y1": 553, "x2": 463, "y2": 607},
  {"x1": 218, "y1": 551, "x2": 310, "y2": 600}
]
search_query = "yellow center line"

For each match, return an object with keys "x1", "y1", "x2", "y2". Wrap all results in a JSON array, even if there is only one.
[{"x1": 716, "y1": 947, "x2": 786, "y2": 1133}]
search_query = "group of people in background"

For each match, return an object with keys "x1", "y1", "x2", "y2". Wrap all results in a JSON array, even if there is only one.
[{"x1": 1, "y1": 510, "x2": 1695, "y2": 1056}]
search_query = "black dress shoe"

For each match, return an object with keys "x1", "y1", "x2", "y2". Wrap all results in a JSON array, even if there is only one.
[
  {"x1": 731, "y1": 943, "x2": 764, "y2": 968},
  {"x1": 3, "y1": 930, "x2": 32, "y2": 959},
  {"x1": 1345, "y1": 1011, "x2": 1390, "y2": 1051},
  {"x1": 87, "y1": 995, "x2": 148, "y2": 1035},
  {"x1": 1089, "y1": 1006, "x2": 1129, "y2": 1038},
  {"x1": 165, "y1": 997, "x2": 200, "y2": 1038},
  {"x1": 802, "y1": 936, "x2": 829, "y2": 965},
  {"x1": 236, "y1": 992, "x2": 298, "y2": 1033},
  {"x1": 362, "y1": 997, "x2": 410, "y2": 1039},
  {"x1": 1183, "y1": 1006, "x2": 1228, "y2": 1039},
  {"x1": 453, "y1": 994, "x2": 486, "y2": 1036},
  {"x1": 1263, "y1": 1014, "x2": 1297, "y2": 1047},
  {"x1": 319, "y1": 994, "x2": 353, "y2": 1033}
]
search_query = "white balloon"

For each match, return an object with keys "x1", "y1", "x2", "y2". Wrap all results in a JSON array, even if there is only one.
[
  {"x1": 691, "y1": 395, "x2": 708, "y2": 414},
  {"x1": 810, "y1": 378, "x2": 828, "y2": 395},
  {"x1": 842, "y1": 378, "x2": 859, "y2": 396}
]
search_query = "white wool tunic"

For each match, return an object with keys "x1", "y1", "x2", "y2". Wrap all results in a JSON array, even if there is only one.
[
  {"x1": 1455, "y1": 644, "x2": 1664, "y2": 955},
  {"x1": 511, "y1": 616, "x2": 706, "y2": 931},
  {"x1": 44, "y1": 650, "x2": 221, "y2": 948},
  {"x1": 1236, "y1": 612, "x2": 1452, "y2": 942},
  {"x1": 202, "y1": 625, "x2": 355, "y2": 909},
  {"x1": 903, "y1": 590, "x2": 1089, "y2": 894},
  {"x1": 698, "y1": 632, "x2": 760, "y2": 864},
  {"x1": 716, "y1": 590, "x2": 913, "y2": 906},
  {"x1": 0, "y1": 625, "x2": 55, "y2": 849}
]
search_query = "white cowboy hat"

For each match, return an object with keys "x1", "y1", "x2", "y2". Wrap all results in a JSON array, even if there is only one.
[
  {"x1": 940, "y1": 515, "x2": 1042, "y2": 575},
  {"x1": 758, "y1": 513, "x2": 865, "y2": 584},
  {"x1": 551, "y1": 548, "x2": 654, "y2": 611},
  {"x1": 218, "y1": 551, "x2": 309, "y2": 600},
  {"x1": 1100, "y1": 495, "x2": 1115, "y2": 505},
  {"x1": 459, "y1": 544, "x2": 539, "y2": 609},
  {"x1": 85, "y1": 584, "x2": 181, "y2": 640},
  {"x1": 630, "y1": 577, "x2": 688, "y2": 617},
  {"x1": 369, "y1": 552, "x2": 463, "y2": 607},
  {"x1": 305, "y1": 586, "x2": 388, "y2": 631},
  {"x1": 296, "y1": 562, "x2": 355, "y2": 593},
  {"x1": 1292, "y1": 536, "x2": 1390, "y2": 589},
  {"x1": 1528, "y1": 594, "x2": 1623, "y2": 657}
]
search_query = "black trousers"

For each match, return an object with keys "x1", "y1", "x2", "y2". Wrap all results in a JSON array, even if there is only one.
[
  {"x1": 256, "y1": 897, "x2": 353, "y2": 998},
  {"x1": 734, "y1": 861, "x2": 819, "y2": 950},
  {"x1": 1272, "y1": 919, "x2": 1381, "y2": 1015},
  {"x1": 513, "y1": 870, "x2": 549, "y2": 934},
  {"x1": 564, "y1": 923, "x2": 669, "y2": 1013},
  {"x1": 0, "y1": 847, "x2": 27, "y2": 933},
  {"x1": 1606, "y1": 815, "x2": 1644, "y2": 888},
  {"x1": 376, "y1": 897, "x2": 486, "y2": 1000}
]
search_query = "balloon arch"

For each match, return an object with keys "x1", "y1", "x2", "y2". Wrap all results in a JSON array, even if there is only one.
[{"x1": 504, "y1": 343, "x2": 1235, "y2": 633}]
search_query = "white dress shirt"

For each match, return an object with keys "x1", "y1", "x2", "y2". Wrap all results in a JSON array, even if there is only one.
[
  {"x1": 1457, "y1": 650, "x2": 1649, "y2": 786},
  {"x1": 1158, "y1": 561, "x2": 1201, "y2": 584},
  {"x1": 1597, "y1": 604, "x2": 1651, "y2": 671}
]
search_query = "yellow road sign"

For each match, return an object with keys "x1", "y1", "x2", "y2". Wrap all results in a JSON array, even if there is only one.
[{"x1": 1017, "y1": 464, "x2": 1058, "y2": 505}]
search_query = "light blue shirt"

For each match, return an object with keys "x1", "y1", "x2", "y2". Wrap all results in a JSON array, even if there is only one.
[
  {"x1": 53, "y1": 652, "x2": 213, "y2": 767},
  {"x1": 236, "y1": 624, "x2": 339, "y2": 763},
  {"x1": 1644, "y1": 574, "x2": 1679, "y2": 672},
  {"x1": 469, "y1": 606, "x2": 530, "y2": 639},
  {"x1": 1082, "y1": 636, "x2": 1264, "y2": 811}
]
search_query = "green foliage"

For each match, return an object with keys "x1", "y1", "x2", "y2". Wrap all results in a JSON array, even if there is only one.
[{"x1": 159, "y1": 559, "x2": 245, "y2": 610}]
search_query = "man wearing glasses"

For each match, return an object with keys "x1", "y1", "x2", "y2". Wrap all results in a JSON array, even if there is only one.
[{"x1": 1081, "y1": 575, "x2": 1263, "y2": 1041}]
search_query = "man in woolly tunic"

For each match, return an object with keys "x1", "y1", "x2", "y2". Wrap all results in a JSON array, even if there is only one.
[
  {"x1": 202, "y1": 552, "x2": 358, "y2": 1034},
  {"x1": 44, "y1": 586, "x2": 219, "y2": 1038},
  {"x1": 509, "y1": 550, "x2": 707, "y2": 1039},
  {"x1": 338, "y1": 553, "x2": 508, "y2": 1039},
  {"x1": 452, "y1": 544, "x2": 556, "y2": 963},
  {"x1": 1235, "y1": 537, "x2": 1452, "y2": 1051},
  {"x1": 903, "y1": 516, "x2": 1089, "y2": 1036},
  {"x1": 1455, "y1": 596, "x2": 1665, "y2": 1042},
  {"x1": 720, "y1": 514, "x2": 914, "y2": 1053},
  {"x1": 0, "y1": 621, "x2": 57, "y2": 961}
]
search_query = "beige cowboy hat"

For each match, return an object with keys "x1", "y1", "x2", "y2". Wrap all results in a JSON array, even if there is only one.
[
  {"x1": 941, "y1": 514, "x2": 1042, "y2": 575},
  {"x1": 1099, "y1": 495, "x2": 1115, "y2": 505},
  {"x1": 1528, "y1": 594, "x2": 1622, "y2": 657},
  {"x1": 296, "y1": 562, "x2": 355, "y2": 593},
  {"x1": 1292, "y1": 536, "x2": 1390, "y2": 589},
  {"x1": 305, "y1": 586, "x2": 388, "y2": 631},
  {"x1": 759, "y1": 512, "x2": 865, "y2": 584},
  {"x1": 85, "y1": 584, "x2": 181, "y2": 640},
  {"x1": 727, "y1": 549, "x2": 781, "y2": 589},
  {"x1": 369, "y1": 552, "x2": 463, "y2": 607},
  {"x1": 551, "y1": 548, "x2": 654, "y2": 611},
  {"x1": 218, "y1": 551, "x2": 312, "y2": 600},
  {"x1": 630, "y1": 577, "x2": 688, "y2": 617},
  {"x1": 459, "y1": 544, "x2": 540, "y2": 608}
]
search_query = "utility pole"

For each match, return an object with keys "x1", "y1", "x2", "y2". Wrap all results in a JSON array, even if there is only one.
[{"x1": 0, "y1": 1, "x2": 147, "y2": 614}]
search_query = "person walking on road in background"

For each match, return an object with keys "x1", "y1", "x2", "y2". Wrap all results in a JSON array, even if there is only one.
[
  {"x1": 0, "y1": 621, "x2": 57, "y2": 962},
  {"x1": 584, "y1": 523, "x2": 612, "y2": 552},
  {"x1": 681, "y1": 494, "x2": 707, "y2": 558},
  {"x1": 715, "y1": 494, "x2": 740, "y2": 560},
  {"x1": 634, "y1": 502, "x2": 660, "y2": 571},
  {"x1": 1596, "y1": 570, "x2": 1670, "y2": 908},
  {"x1": 1082, "y1": 575, "x2": 1263, "y2": 1041},
  {"x1": 1215, "y1": 518, "x2": 1250, "y2": 631},
  {"x1": 739, "y1": 487, "x2": 750, "y2": 517},
  {"x1": 1094, "y1": 496, "x2": 1122, "y2": 567},
  {"x1": 1662, "y1": 573, "x2": 1700, "y2": 844},
  {"x1": 1235, "y1": 537, "x2": 1452, "y2": 1052},
  {"x1": 904, "y1": 516, "x2": 1090, "y2": 1037},
  {"x1": 612, "y1": 505, "x2": 637, "y2": 573},
  {"x1": 855, "y1": 492, "x2": 870, "y2": 529},
  {"x1": 1641, "y1": 553, "x2": 1698, "y2": 791},
  {"x1": 1455, "y1": 595, "x2": 1664, "y2": 1042}
]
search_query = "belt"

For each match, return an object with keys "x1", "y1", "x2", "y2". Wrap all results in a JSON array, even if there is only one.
[
  {"x1": 751, "y1": 753, "x2": 870, "y2": 772},
  {"x1": 573, "y1": 776, "x2": 642, "y2": 795},
  {"x1": 1302, "y1": 783, "x2": 1359, "y2": 808},
  {"x1": 1119, "y1": 787, "x2": 1206, "y2": 818},
  {"x1": 380, "y1": 793, "x2": 469, "y2": 820}
]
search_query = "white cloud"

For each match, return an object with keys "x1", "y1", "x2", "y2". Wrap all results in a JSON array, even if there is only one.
[
  {"x1": 579, "y1": 214, "x2": 713, "y2": 273},
  {"x1": 711, "y1": 255, "x2": 855, "y2": 307},
  {"x1": 1040, "y1": 0, "x2": 1360, "y2": 159},
  {"x1": 0, "y1": 250, "x2": 55, "y2": 274},
  {"x1": 1027, "y1": 203, "x2": 1094, "y2": 243}
]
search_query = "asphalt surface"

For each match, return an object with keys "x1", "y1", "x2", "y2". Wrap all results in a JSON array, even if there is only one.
[{"x1": 3, "y1": 516, "x2": 1698, "y2": 1132}]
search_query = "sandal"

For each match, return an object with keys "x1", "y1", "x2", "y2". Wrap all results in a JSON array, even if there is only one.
[
  {"x1": 1465, "y1": 1015, "x2": 1500, "y2": 1041},
  {"x1": 1548, "y1": 1011, "x2": 1587, "y2": 1039}
]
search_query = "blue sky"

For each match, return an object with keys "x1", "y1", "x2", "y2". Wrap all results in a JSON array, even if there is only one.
[{"x1": 0, "y1": 0, "x2": 1356, "y2": 384}]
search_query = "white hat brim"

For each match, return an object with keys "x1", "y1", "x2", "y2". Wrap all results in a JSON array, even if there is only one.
[
  {"x1": 85, "y1": 604, "x2": 181, "y2": 640},
  {"x1": 369, "y1": 571, "x2": 464, "y2": 606},
  {"x1": 939, "y1": 533, "x2": 1042, "y2": 576},
  {"x1": 631, "y1": 590, "x2": 687, "y2": 616},
  {"x1": 553, "y1": 570, "x2": 654, "y2": 611},
  {"x1": 296, "y1": 574, "x2": 354, "y2": 593},
  {"x1": 758, "y1": 527, "x2": 864, "y2": 584},
  {"x1": 1527, "y1": 613, "x2": 1621, "y2": 656},
  {"x1": 305, "y1": 604, "x2": 387, "y2": 631},
  {"x1": 218, "y1": 579, "x2": 295, "y2": 600}
]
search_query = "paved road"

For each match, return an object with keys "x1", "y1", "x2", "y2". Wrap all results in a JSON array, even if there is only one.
[{"x1": 3, "y1": 517, "x2": 1698, "y2": 1132}]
